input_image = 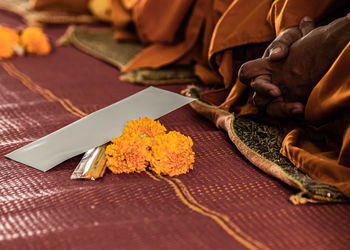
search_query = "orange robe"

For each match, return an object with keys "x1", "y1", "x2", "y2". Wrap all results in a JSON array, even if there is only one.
[
  {"x1": 281, "y1": 42, "x2": 350, "y2": 198},
  {"x1": 110, "y1": 0, "x2": 224, "y2": 80},
  {"x1": 32, "y1": 0, "x2": 90, "y2": 14},
  {"x1": 110, "y1": 0, "x2": 349, "y2": 106}
]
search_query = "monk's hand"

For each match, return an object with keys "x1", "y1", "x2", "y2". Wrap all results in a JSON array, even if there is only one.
[
  {"x1": 238, "y1": 17, "x2": 317, "y2": 118},
  {"x1": 263, "y1": 16, "x2": 315, "y2": 61},
  {"x1": 269, "y1": 16, "x2": 350, "y2": 103},
  {"x1": 241, "y1": 60, "x2": 305, "y2": 118},
  {"x1": 240, "y1": 16, "x2": 350, "y2": 118}
]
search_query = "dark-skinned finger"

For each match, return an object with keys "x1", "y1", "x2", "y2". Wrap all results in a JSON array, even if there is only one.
[
  {"x1": 238, "y1": 58, "x2": 272, "y2": 85},
  {"x1": 299, "y1": 16, "x2": 315, "y2": 36},
  {"x1": 263, "y1": 27, "x2": 302, "y2": 60},
  {"x1": 251, "y1": 75, "x2": 281, "y2": 97},
  {"x1": 266, "y1": 101, "x2": 304, "y2": 118},
  {"x1": 252, "y1": 92, "x2": 273, "y2": 109},
  {"x1": 267, "y1": 46, "x2": 288, "y2": 61}
]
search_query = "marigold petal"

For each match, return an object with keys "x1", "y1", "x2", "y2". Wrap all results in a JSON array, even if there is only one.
[
  {"x1": 0, "y1": 26, "x2": 19, "y2": 59},
  {"x1": 20, "y1": 27, "x2": 51, "y2": 55},
  {"x1": 105, "y1": 135, "x2": 152, "y2": 174},
  {"x1": 106, "y1": 118, "x2": 194, "y2": 177},
  {"x1": 150, "y1": 131, "x2": 195, "y2": 176},
  {"x1": 123, "y1": 117, "x2": 166, "y2": 138}
]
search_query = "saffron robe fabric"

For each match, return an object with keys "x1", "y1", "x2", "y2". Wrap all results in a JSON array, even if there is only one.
[
  {"x1": 31, "y1": 0, "x2": 90, "y2": 14},
  {"x1": 281, "y1": 42, "x2": 350, "y2": 198}
]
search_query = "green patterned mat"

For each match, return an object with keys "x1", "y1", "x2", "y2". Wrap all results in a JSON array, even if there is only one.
[
  {"x1": 185, "y1": 86, "x2": 349, "y2": 204},
  {"x1": 62, "y1": 26, "x2": 198, "y2": 85}
]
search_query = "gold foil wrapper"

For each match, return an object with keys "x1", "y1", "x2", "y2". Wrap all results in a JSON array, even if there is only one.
[{"x1": 71, "y1": 144, "x2": 107, "y2": 180}]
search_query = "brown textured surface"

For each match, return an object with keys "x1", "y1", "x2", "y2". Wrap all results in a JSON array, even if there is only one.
[{"x1": 0, "y1": 10, "x2": 350, "y2": 250}]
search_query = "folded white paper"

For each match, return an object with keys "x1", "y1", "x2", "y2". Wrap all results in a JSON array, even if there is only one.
[{"x1": 6, "y1": 87, "x2": 194, "y2": 172}]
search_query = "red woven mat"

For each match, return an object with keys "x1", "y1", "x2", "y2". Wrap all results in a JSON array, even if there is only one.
[{"x1": 0, "y1": 10, "x2": 349, "y2": 250}]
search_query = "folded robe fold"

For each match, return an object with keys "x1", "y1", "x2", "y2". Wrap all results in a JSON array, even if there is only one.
[{"x1": 281, "y1": 42, "x2": 350, "y2": 198}]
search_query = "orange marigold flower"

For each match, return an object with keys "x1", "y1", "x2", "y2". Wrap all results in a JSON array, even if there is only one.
[
  {"x1": 0, "y1": 26, "x2": 19, "y2": 59},
  {"x1": 20, "y1": 27, "x2": 51, "y2": 55},
  {"x1": 0, "y1": 26, "x2": 19, "y2": 43},
  {"x1": 105, "y1": 134, "x2": 152, "y2": 174},
  {"x1": 123, "y1": 117, "x2": 166, "y2": 138},
  {"x1": 150, "y1": 131, "x2": 195, "y2": 177}
]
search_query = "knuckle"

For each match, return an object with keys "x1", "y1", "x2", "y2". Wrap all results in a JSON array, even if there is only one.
[
  {"x1": 269, "y1": 40, "x2": 284, "y2": 50},
  {"x1": 279, "y1": 29, "x2": 302, "y2": 44},
  {"x1": 238, "y1": 64, "x2": 248, "y2": 82}
]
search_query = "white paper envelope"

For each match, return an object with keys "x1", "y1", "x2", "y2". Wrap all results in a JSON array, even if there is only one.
[{"x1": 6, "y1": 87, "x2": 194, "y2": 171}]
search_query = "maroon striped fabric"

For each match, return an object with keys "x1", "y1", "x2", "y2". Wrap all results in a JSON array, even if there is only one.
[{"x1": 0, "y1": 10, "x2": 349, "y2": 249}]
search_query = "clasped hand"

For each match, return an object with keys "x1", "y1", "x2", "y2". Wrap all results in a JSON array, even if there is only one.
[{"x1": 238, "y1": 16, "x2": 350, "y2": 118}]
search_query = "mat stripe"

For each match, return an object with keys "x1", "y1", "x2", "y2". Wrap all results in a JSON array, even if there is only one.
[
  {"x1": 1, "y1": 62, "x2": 86, "y2": 118},
  {"x1": 151, "y1": 173, "x2": 269, "y2": 250},
  {"x1": 172, "y1": 178, "x2": 268, "y2": 249}
]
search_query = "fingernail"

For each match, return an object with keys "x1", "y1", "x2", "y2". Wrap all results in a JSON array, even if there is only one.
[
  {"x1": 292, "y1": 108, "x2": 303, "y2": 114},
  {"x1": 269, "y1": 89, "x2": 280, "y2": 96},
  {"x1": 302, "y1": 16, "x2": 312, "y2": 22},
  {"x1": 271, "y1": 47, "x2": 282, "y2": 55}
]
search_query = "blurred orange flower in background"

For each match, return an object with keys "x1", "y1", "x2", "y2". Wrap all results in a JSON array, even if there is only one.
[
  {"x1": 0, "y1": 26, "x2": 51, "y2": 59},
  {"x1": 20, "y1": 27, "x2": 51, "y2": 55},
  {"x1": 0, "y1": 26, "x2": 19, "y2": 59},
  {"x1": 0, "y1": 26, "x2": 19, "y2": 43}
]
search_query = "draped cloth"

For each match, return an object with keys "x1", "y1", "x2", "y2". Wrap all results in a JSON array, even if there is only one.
[
  {"x1": 108, "y1": 0, "x2": 349, "y2": 107},
  {"x1": 281, "y1": 42, "x2": 350, "y2": 198}
]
